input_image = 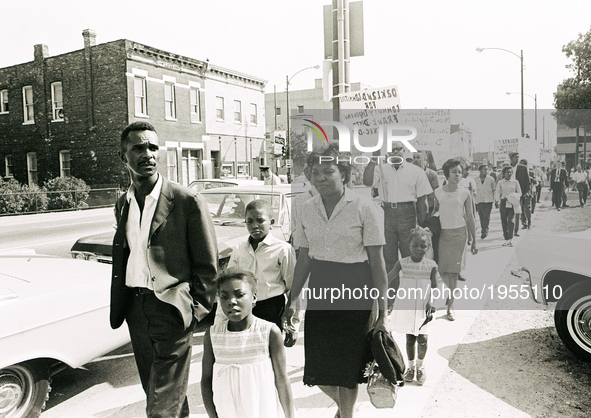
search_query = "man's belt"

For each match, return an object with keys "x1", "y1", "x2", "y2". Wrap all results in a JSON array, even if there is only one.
[
  {"x1": 132, "y1": 287, "x2": 154, "y2": 295},
  {"x1": 383, "y1": 201, "x2": 415, "y2": 209}
]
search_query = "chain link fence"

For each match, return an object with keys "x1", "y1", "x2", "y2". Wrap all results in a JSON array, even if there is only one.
[{"x1": 0, "y1": 188, "x2": 120, "y2": 216}]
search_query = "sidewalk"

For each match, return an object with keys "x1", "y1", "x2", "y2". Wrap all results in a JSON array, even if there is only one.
[
  {"x1": 40, "y1": 193, "x2": 548, "y2": 418},
  {"x1": 206, "y1": 195, "x2": 543, "y2": 418}
]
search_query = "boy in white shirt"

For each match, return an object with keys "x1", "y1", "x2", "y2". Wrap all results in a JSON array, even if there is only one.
[{"x1": 227, "y1": 199, "x2": 296, "y2": 333}]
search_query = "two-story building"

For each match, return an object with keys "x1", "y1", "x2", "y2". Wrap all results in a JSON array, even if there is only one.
[{"x1": 0, "y1": 30, "x2": 266, "y2": 188}]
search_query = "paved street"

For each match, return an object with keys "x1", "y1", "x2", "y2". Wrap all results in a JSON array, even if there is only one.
[
  {"x1": 0, "y1": 208, "x2": 114, "y2": 257},
  {"x1": 29, "y1": 187, "x2": 567, "y2": 418}
]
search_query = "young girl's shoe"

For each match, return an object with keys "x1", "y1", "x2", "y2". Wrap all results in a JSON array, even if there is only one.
[
  {"x1": 416, "y1": 368, "x2": 426, "y2": 385},
  {"x1": 404, "y1": 368, "x2": 415, "y2": 382}
]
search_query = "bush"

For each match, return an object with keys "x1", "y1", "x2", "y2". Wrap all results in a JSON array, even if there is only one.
[
  {"x1": 43, "y1": 176, "x2": 90, "y2": 210},
  {"x1": 0, "y1": 178, "x2": 48, "y2": 214}
]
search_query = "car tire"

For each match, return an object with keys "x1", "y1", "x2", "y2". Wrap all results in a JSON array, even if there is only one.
[
  {"x1": 555, "y1": 281, "x2": 591, "y2": 362},
  {"x1": 0, "y1": 361, "x2": 51, "y2": 418}
]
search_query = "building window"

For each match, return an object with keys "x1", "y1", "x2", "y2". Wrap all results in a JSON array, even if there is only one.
[
  {"x1": 221, "y1": 163, "x2": 233, "y2": 177},
  {"x1": 134, "y1": 77, "x2": 148, "y2": 116},
  {"x1": 59, "y1": 150, "x2": 71, "y2": 177},
  {"x1": 27, "y1": 152, "x2": 38, "y2": 185},
  {"x1": 5, "y1": 155, "x2": 13, "y2": 177},
  {"x1": 298, "y1": 105, "x2": 304, "y2": 114},
  {"x1": 237, "y1": 163, "x2": 250, "y2": 177},
  {"x1": 22, "y1": 86, "x2": 34, "y2": 124},
  {"x1": 181, "y1": 149, "x2": 202, "y2": 186},
  {"x1": 167, "y1": 148, "x2": 178, "y2": 183},
  {"x1": 216, "y1": 96, "x2": 224, "y2": 121},
  {"x1": 51, "y1": 82, "x2": 64, "y2": 121},
  {"x1": 0, "y1": 89, "x2": 8, "y2": 113},
  {"x1": 276, "y1": 107, "x2": 281, "y2": 116},
  {"x1": 250, "y1": 103, "x2": 257, "y2": 125},
  {"x1": 190, "y1": 88, "x2": 201, "y2": 123},
  {"x1": 234, "y1": 100, "x2": 242, "y2": 123},
  {"x1": 164, "y1": 82, "x2": 176, "y2": 120}
]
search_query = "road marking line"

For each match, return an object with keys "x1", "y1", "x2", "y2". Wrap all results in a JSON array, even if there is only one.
[{"x1": 40, "y1": 219, "x2": 112, "y2": 228}]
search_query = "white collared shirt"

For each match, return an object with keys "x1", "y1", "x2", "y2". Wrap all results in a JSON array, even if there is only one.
[
  {"x1": 295, "y1": 187, "x2": 385, "y2": 263},
  {"x1": 573, "y1": 171, "x2": 588, "y2": 183},
  {"x1": 125, "y1": 175, "x2": 163, "y2": 289},
  {"x1": 372, "y1": 162, "x2": 433, "y2": 203},
  {"x1": 227, "y1": 234, "x2": 295, "y2": 301}
]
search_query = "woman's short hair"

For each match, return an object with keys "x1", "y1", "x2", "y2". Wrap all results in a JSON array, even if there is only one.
[
  {"x1": 502, "y1": 165, "x2": 513, "y2": 175},
  {"x1": 306, "y1": 143, "x2": 351, "y2": 185},
  {"x1": 408, "y1": 226, "x2": 433, "y2": 246},
  {"x1": 442, "y1": 158, "x2": 463, "y2": 179},
  {"x1": 216, "y1": 267, "x2": 258, "y2": 293}
]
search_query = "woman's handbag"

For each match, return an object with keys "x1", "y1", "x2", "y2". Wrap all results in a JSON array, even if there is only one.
[
  {"x1": 365, "y1": 360, "x2": 398, "y2": 408},
  {"x1": 363, "y1": 330, "x2": 406, "y2": 408}
]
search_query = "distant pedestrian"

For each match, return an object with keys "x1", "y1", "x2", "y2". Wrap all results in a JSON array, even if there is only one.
[
  {"x1": 573, "y1": 164, "x2": 589, "y2": 207},
  {"x1": 495, "y1": 166, "x2": 522, "y2": 246},
  {"x1": 433, "y1": 158, "x2": 478, "y2": 321},
  {"x1": 388, "y1": 227, "x2": 439, "y2": 386},
  {"x1": 202, "y1": 268, "x2": 295, "y2": 418},
  {"x1": 474, "y1": 165, "x2": 496, "y2": 239},
  {"x1": 261, "y1": 166, "x2": 282, "y2": 185},
  {"x1": 550, "y1": 162, "x2": 567, "y2": 211},
  {"x1": 516, "y1": 159, "x2": 532, "y2": 230},
  {"x1": 413, "y1": 152, "x2": 440, "y2": 217}
]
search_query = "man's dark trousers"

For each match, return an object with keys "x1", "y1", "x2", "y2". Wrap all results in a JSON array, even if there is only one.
[{"x1": 126, "y1": 289, "x2": 193, "y2": 418}]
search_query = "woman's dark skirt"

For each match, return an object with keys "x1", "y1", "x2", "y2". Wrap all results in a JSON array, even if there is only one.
[{"x1": 303, "y1": 259, "x2": 374, "y2": 389}]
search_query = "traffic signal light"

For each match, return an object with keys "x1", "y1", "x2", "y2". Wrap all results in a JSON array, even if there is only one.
[{"x1": 282, "y1": 145, "x2": 286, "y2": 157}]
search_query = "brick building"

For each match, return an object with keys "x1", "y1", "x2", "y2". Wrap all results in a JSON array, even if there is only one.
[{"x1": 0, "y1": 30, "x2": 266, "y2": 188}]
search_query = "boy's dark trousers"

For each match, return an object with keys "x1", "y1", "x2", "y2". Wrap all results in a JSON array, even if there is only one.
[
  {"x1": 253, "y1": 293, "x2": 286, "y2": 329},
  {"x1": 475, "y1": 202, "x2": 492, "y2": 237}
]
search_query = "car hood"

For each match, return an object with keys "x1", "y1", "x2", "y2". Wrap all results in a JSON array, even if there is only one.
[
  {"x1": 0, "y1": 256, "x2": 113, "y2": 339},
  {"x1": 516, "y1": 229, "x2": 591, "y2": 279},
  {"x1": 71, "y1": 223, "x2": 265, "y2": 260}
]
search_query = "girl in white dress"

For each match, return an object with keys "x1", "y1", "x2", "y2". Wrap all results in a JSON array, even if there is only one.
[
  {"x1": 388, "y1": 227, "x2": 439, "y2": 386},
  {"x1": 201, "y1": 268, "x2": 295, "y2": 418}
]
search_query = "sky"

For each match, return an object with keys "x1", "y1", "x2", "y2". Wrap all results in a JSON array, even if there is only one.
[{"x1": 2, "y1": 0, "x2": 591, "y2": 150}]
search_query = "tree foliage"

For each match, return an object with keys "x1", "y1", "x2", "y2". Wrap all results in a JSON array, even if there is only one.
[{"x1": 554, "y1": 27, "x2": 591, "y2": 131}]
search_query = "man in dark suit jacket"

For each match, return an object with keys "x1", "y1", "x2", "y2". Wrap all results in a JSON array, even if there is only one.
[
  {"x1": 515, "y1": 159, "x2": 532, "y2": 230},
  {"x1": 550, "y1": 162, "x2": 568, "y2": 211},
  {"x1": 111, "y1": 122, "x2": 217, "y2": 418}
]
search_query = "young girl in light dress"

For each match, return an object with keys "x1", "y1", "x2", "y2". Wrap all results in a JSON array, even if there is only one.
[
  {"x1": 388, "y1": 227, "x2": 439, "y2": 386},
  {"x1": 201, "y1": 268, "x2": 295, "y2": 418}
]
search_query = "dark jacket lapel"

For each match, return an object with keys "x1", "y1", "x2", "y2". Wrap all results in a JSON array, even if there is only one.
[{"x1": 150, "y1": 177, "x2": 174, "y2": 239}]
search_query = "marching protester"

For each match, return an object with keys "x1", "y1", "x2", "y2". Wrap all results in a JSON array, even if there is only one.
[
  {"x1": 290, "y1": 144, "x2": 388, "y2": 418},
  {"x1": 433, "y1": 158, "x2": 478, "y2": 321}
]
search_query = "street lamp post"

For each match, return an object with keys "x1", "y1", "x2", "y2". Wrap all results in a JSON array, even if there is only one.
[
  {"x1": 286, "y1": 65, "x2": 320, "y2": 183},
  {"x1": 477, "y1": 47, "x2": 524, "y2": 138},
  {"x1": 507, "y1": 92, "x2": 537, "y2": 141}
]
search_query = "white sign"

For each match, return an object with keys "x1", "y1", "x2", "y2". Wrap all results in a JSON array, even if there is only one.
[
  {"x1": 494, "y1": 138, "x2": 519, "y2": 164},
  {"x1": 494, "y1": 137, "x2": 541, "y2": 166},
  {"x1": 339, "y1": 86, "x2": 402, "y2": 143}
]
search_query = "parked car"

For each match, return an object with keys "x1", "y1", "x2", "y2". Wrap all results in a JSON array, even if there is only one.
[
  {"x1": 188, "y1": 179, "x2": 239, "y2": 192},
  {"x1": 0, "y1": 254, "x2": 130, "y2": 418},
  {"x1": 70, "y1": 184, "x2": 302, "y2": 266},
  {"x1": 513, "y1": 229, "x2": 591, "y2": 361}
]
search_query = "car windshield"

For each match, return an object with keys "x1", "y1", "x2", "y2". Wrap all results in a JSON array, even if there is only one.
[{"x1": 202, "y1": 192, "x2": 281, "y2": 223}]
